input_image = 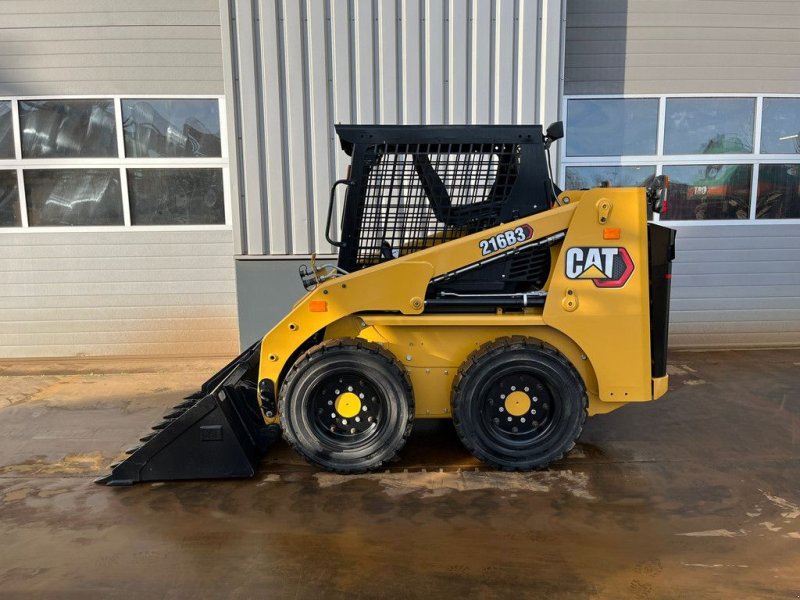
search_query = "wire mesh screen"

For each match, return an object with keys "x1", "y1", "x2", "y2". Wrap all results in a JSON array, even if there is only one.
[{"x1": 352, "y1": 142, "x2": 520, "y2": 267}]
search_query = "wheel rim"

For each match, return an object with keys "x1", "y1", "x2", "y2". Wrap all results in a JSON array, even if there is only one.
[
  {"x1": 308, "y1": 370, "x2": 385, "y2": 447},
  {"x1": 474, "y1": 366, "x2": 562, "y2": 452}
]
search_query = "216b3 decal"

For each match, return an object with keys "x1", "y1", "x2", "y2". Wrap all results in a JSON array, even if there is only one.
[
  {"x1": 565, "y1": 247, "x2": 634, "y2": 288},
  {"x1": 478, "y1": 224, "x2": 533, "y2": 255}
]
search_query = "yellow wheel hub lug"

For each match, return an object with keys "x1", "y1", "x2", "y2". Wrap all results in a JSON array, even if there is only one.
[
  {"x1": 504, "y1": 391, "x2": 532, "y2": 417},
  {"x1": 334, "y1": 392, "x2": 362, "y2": 418}
]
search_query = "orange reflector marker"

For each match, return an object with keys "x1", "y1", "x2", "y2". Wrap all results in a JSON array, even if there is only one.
[
  {"x1": 309, "y1": 300, "x2": 328, "y2": 312},
  {"x1": 603, "y1": 227, "x2": 621, "y2": 240}
]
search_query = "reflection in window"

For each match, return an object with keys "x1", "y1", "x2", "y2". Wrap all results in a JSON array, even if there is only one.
[
  {"x1": 566, "y1": 98, "x2": 658, "y2": 157},
  {"x1": 662, "y1": 164, "x2": 752, "y2": 221},
  {"x1": 19, "y1": 100, "x2": 117, "y2": 158},
  {"x1": 565, "y1": 165, "x2": 655, "y2": 190},
  {"x1": 0, "y1": 170, "x2": 20, "y2": 227},
  {"x1": 761, "y1": 98, "x2": 800, "y2": 154},
  {"x1": 0, "y1": 102, "x2": 13, "y2": 159},
  {"x1": 756, "y1": 164, "x2": 800, "y2": 218},
  {"x1": 122, "y1": 99, "x2": 222, "y2": 158},
  {"x1": 127, "y1": 168, "x2": 224, "y2": 225},
  {"x1": 664, "y1": 98, "x2": 754, "y2": 155},
  {"x1": 25, "y1": 169, "x2": 123, "y2": 226}
]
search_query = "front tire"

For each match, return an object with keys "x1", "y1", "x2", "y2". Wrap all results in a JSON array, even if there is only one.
[
  {"x1": 451, "y1": 337, "x2": 587, "y2": 470},
  {"x1": 279, "y1": 338, "x2": 414, "y2": 473}
]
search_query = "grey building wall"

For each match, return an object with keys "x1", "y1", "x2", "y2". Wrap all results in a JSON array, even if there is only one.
[
  {"x1": 671, "y1": 225, "x2": 800, "y2": 348},
  {"x1": 0, "y1": 0, "x2": 225, "y2": 95},
  {"x1": 1, "y1": 230, "x2": 238, "y2": 358},
  {"x1": 564, "y1": 0, "x2": 800, "y2": 348},
  {"x1": 564, "y1": 0, "x2": 800, "y2": 95},
  {"x1": 0, "y1": 1, "x2": 238, "y2": 358}
]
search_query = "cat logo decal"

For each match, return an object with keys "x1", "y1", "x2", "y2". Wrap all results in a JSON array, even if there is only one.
[{"x1": 565, "y1": 247, "x2": 634, "y2": 288}]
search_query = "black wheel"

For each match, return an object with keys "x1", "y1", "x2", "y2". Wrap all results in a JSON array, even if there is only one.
[
  {"x1": 279, "y1": 338, "x2": 414, "y2": 473},
  {"x1": 451, "y1": 337, "x2": 587, "y2": 470}
]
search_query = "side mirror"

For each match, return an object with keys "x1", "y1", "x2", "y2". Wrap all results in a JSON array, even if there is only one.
[
  {"x1": 545, "y1": 121, "x2": 564, "y2": 141},
  {"x1": 646, "y1": 175, "x2": 669, "y2": 214},
  {"x1": 544, "y1": 121, "x2": 563, "y2": 149}
]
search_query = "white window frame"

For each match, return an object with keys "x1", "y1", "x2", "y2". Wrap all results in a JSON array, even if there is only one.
[
  {"x1": 0, "y1": 94, "x2": 231, "y2": 232},
  {"x1": 560, "y1": 93, "x2": 800, "y2": 226}
]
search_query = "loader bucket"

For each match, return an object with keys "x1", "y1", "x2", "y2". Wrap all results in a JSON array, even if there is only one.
[{"x1": 96, "y1": 341, "x2": 280, "y2": 486}]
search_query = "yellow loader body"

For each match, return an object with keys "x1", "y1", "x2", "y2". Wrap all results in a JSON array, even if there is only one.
[{"x1": 258, "y1": 187, "x2": 665, "y2": 421}]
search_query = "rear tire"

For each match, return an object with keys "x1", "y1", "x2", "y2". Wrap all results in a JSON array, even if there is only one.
[
  {"x1": 279, "y1": 339, "x2": 414, "y2": 473},
  {"x1": 451, "y1": 337, "x2": 587, "y2": 470}
]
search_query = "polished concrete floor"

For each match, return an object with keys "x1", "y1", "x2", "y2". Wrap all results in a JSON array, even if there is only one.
[{"x1": 0, "y1": 349, "x2": 798, "y2": 599}]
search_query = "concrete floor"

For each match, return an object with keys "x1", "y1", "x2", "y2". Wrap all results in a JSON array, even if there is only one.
[{"x1": 0, "y1": 350, "x2": 798, "y2": 599}]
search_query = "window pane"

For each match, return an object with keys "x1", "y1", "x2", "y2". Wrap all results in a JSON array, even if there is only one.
[
  {"x1": 0, "y1": 102, "x2": 13, "y2": 159},
  {"x1": 122, "y1": 99, "x2": 221, "y2": 158},
  {"x1": 566, "y1": 98, "x2": 658, "y2": 157},
  {"x1": 761, "y1": 98, "x2": 800, "y2": 154},
  {"x1": 565, "y1": 165, "x2": 655, "y2": 189},
  {"x1": 0, "y1": 170, "x2": 20, "y2": 227},
  {"x1": 19, "y1": 99, "x2": 117, "y2": 158},
  {"x1": 25, "y1": 169, "x2": 123, "y2": 226},
  {"x1": 127, "y1": 168, "x2": 224, "y2": 225},
  {"x1": 756, "y1": 164, "x2": 800, "y2": 218},
  {"x1": 662, "y1": 164, "x2": 752, "y2": 221},
  {"x1": 664, "y1": 98, "x2": 754, "y2": 155}
]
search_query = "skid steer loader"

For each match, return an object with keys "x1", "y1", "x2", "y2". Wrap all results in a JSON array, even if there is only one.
[{"x1": 97, "y1": 123, "x2": 675, "y2": 485}]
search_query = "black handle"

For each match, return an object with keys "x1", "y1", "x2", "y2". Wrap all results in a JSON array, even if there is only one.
[{"x1": 326, "y1": 179, "x2": 351, "y2": 248}]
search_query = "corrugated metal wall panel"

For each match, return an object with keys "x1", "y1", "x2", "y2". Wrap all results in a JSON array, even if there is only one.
[
  {"x1": 564, "y1": 0, "x2": 800, "y2": 95},
  {"x1": 232, "y1": 0, "x2": 554, "y2": 257},
  {"x1": 0, "y1": 231, "x2": 238, "y2": 359},
  {"x1": 0, "y1": 1, "x2": 224, "y2": 95},
  {"x1": 669, "y1": 224, "x2": 800, "y2": 348}
]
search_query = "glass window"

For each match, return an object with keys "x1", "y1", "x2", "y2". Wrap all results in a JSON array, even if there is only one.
[
  {"x1": 661, "y1": 164, "x2": 752, "y2": 221},
  {"x1": 566, "y1": 98, "x2": 658, "y2": 157},
  {"x1": 122, "y1": 99, "x2": 222, "y2": 158},
  {"x1": 19, "y1": 99, "x2": 117, "y2": 158},
  {"x1": 0, "y1": 102, "x2": 14, "y2": 159},
  {"x1": 664, "y1": 97, "x2": 754, "y2": 155},
  {"x1": 761, "y1": 98, "x2": 800, "y2": 154},
  {"x1": 127, "y1": 168, "x2": 224, "y2": 225},
  {"x1": 756, "y1": 164, "x2": 800, "y2": 219},
  {"x1": 25, "y1": 169, "x2": 123, "y2": 226},
  {"x1": 0, "y1": 170, "x2": 20, "y2": 227},
  {"x1": 565, "y1": 165, "x2": 655, "y2": 190}
]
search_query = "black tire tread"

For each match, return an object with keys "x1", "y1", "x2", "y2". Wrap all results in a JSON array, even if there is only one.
[
  {"x1": 279, "y1": 338, "x2": 414, "y2": 474},
  {"x1": 451, "y1": 336, "x2": 587, "y2": 471}
]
